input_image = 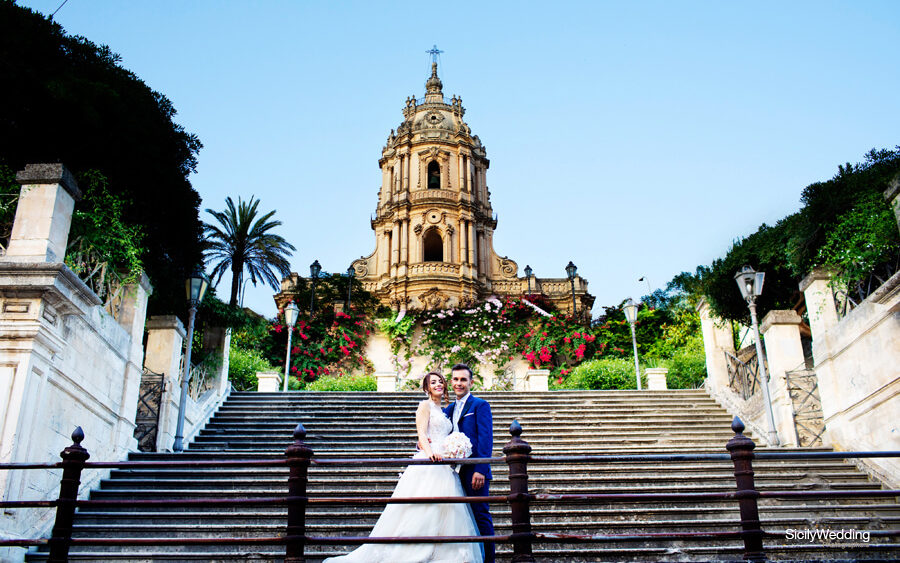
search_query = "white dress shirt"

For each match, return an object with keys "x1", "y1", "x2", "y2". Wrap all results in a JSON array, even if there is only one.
[{"x1": 452, "y1": 393, "x2": 470, "y2": 431}]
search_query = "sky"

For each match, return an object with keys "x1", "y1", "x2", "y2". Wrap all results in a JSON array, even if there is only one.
[{"x1": 17, "y1": 0, "x2": 900, "y2": 318}]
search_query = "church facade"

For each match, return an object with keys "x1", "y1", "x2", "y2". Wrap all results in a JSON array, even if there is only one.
[{"x1": 279, "y1": 63, "x2": 594, "y2": 314}]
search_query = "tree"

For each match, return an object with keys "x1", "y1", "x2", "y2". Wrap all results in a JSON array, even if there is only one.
[
  {"x1": 0, "y1": 2, "x2": 203, "y2": 314},
  {"x1": 698, "y1": 147, "x2": 900, "y2": 324},
  {"x1": 204, "y1": 196, "x2": 296, "y2": 306}
]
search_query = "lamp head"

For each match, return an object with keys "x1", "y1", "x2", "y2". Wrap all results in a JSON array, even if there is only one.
[
  {"x1": 734, "y1": 264, "x2": 765, "y2": 302},
  {"x1": 310, "y1": 260, "x2": 321, "y2": 279},
  {"x1": 623, "y1": 297, "x2": 638, "y2": 324},
  {"x1": 565, "y1": 261, "x2": 577, "y2": 280},
  {"x1": 347, "y1": 265, "x2": 355, "y2": 278},
  {"x1": 524, "y1": 264, "x2": 532, "y2": 278},
  {"x1": 284, "y1": 300, "x2": 300, "y2": 328},
  {"x1": 185, "y1": 267, "x2": 210, "y2": 307}
]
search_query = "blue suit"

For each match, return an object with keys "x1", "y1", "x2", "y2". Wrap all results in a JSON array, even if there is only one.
[{"x1": 445, "y1": 395, "x2": 495, "y2": 563}]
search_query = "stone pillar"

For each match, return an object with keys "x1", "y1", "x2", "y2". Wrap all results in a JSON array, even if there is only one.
[
  {"x1": 760, "y1": 310, "x2": 806, "y2": 447},
  {"x1": 7, "y1": 163, "x2": 82, "y2": 263},
  {"x1": 400, "y1": 219, "x2": 409, "y2": 275},
  {"x1": 525, "y1": 369, "x2": 549, "y2": 392},
  {"x1": 885, "y1": 172, "x2": 900, "y2": 231},
  {"x1": 376, "y1": 371, "x2": 398, "y2": 392},
  {"x1": 696, "y1": 299, "x2": 734, "y2": 392},
  {"x1": 390, "y1": 223, "x2": 400, "y2": 277},
  {"x1": 645, "y1": 368, "x2": 668, "y2": 390},
  {"x1": 114, "y1": 273, "x2": 154, "y2": 453},
  {"x1": 257, "y1": 371, "x2": 282, "y2": 392},
  {"x1": 468, "y1": 222, "x2": 476, "y2": 272},
  {"x1": 458, "y1": 217, "x2": 466, "y2": 267},
  {"x1": 144, "y1": 315, "x2": 186, "y2": 451},
  {"x1": 380, "y1": 230, "x2": 390, "y2": 275},
  {"x1": 799, "y1": 269, "x2": 839, "y2": 366}
]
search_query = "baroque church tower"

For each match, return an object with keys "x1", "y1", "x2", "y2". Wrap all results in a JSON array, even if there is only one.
[
  {"x1": 349, "y1": 62, "x2": 594, "y2": 313},
  {"x1": 277, "y1": 61, "x2": 594, "y2": 315}
]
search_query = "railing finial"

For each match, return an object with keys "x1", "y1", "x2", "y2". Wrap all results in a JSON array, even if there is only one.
[
  {"x1": 731, "y1": 416, "x2": 745, "y2": 435},
  {"x1": 71, "y1": 426, "x2": 84, "y2": 445},
  {"x1": 293, "y1": 423, "x2": 306, "y2": 441},
  {"x1": 510, "y1": 419, "x2": 523, "y2": 437}
]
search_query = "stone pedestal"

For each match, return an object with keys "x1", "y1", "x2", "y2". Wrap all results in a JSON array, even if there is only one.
[
  {"x1": 645, "y1": 368, "x2": 668, "y2": 390},
  {"x1": 799, "y1": 269, "x2": 839, "y2": 366},
  {"x1": 257, "y1": 371, "x2": 282, "y2": 392},
  {"x1": 760, "y1": 310, "x2": 806, "y2": 447},
  {"x1": 376, "y1": 371, "x2": 398, "y2": 392},
  {"x1": 144, "y1": 316, "x2": 186, "y2": 451},
  {"x1": 524, "y1": 369, "x2": 549, "y2": 392},
  {"x1": 6, "y1": 163, "x2": 81, "y2": 262},
  {"x1": 697, "y1": 299, "x2": 734, "y2": 391}
]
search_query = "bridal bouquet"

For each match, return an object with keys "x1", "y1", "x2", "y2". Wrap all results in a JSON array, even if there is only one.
[{"x1": 443, "y1": 431, "x2": 473, "y2": 460}]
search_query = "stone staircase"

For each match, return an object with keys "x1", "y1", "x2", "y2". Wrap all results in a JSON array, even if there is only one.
[{"x1": 26, "y1": 390, "x2": 900, "y2": 562}]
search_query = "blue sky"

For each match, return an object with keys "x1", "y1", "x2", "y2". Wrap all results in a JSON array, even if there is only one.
[{"x1": 18, "y1": 0, "x2": 900, "y2": 317}]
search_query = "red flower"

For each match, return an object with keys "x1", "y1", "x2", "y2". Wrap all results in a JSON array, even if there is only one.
[
  {"x1": 585, "y1": 334, "x2": 596, "y2": 342},
  {"x1": 320, "y1": 347, "x2": 326, "y2": 355},
  {"x1": 557, "y1": 376, "x2": 563, "y2": 384},
  {"x1": 573, "y1": 331, "x2": 581, "y2": 339},
  {"x1": 343, "y1": 333, "x2": 352, "y2": 342},
  {"x1": 575, "y1": 343, "x2": 587, "y2": 359},
  {"x1": 539, "y1": 347, "x2": 552, "y2": 364},
  {"x1": 300, "y1": 332, "x2": 309, "y2": 340},
  {"x1": 340, "y1": 345, "x2": 350, "y2": 356},
  {"x1": 564, "y1": 337, "x2": 571, "y2": 343},
  {"x1": 272, "y1": 324, "x2": 283, "y2": 333}
]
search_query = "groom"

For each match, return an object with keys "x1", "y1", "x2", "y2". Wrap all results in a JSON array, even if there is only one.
[{"x1": 444, "y1": 363, "x2": 495, "y2": 563}]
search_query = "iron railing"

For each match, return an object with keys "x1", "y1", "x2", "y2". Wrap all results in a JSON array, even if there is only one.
[
  {"x1": 2, "y1": 420, "x2": 899, "y2": 562},
  {"x1": 832, "y1": 253, "x2": 900, "y2": 320},
  {"x1": 724, "y1": 349, "x2": 760, "y2": 399}
]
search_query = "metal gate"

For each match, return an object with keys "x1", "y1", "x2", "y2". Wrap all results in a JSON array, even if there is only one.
[
  {"x1": 785, "y1": 366, "x2": 825, "y2": 447},
  {"x1": 133, "y1": 368, "x2": 165, "y2": 452}
]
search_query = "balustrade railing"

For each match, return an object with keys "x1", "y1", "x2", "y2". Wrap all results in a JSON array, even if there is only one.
[
  {"x1": 2, "y1": 420, "x2": 899, "y2": 561},
  {"x1": 725, "y1": 349, "x2": 760, "y2": 400}
]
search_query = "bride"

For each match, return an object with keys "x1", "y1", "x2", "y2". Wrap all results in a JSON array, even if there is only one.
[{"x1": 323, "y1": 371, "x2": 484, "y2": 563}]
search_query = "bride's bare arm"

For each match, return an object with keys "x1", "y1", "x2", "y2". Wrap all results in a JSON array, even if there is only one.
[{"x1": 416, "y1": 402, "x2": 442, "y2": 461}]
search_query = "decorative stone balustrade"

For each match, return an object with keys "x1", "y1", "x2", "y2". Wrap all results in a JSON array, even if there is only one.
[
  {"x1": 407, "y1": 262, "x2": 461, "y2": 276},
  {"x1": 410, "y1": 189, "x2": 458, "y2": 203}
]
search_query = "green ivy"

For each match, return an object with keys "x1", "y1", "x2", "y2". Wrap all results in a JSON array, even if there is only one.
[
  {"x1": 814, "y1": 190, "x2": 900, "y2": 289},
  {"x1": 228, "y1": 344, "x2": 275, "y2": 391},
  {"x1": 304, "y1": 374, "x2": 376, "y2": 391}
]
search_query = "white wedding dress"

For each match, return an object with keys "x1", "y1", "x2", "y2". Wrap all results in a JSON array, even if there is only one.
[{"x1": 323, "y1": 400, "x2": 484, "y2": 563}]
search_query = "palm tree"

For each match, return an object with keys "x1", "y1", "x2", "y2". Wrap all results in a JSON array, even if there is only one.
[{"x1": 203, "y1": 196, "x2": 296, "y2": 306}]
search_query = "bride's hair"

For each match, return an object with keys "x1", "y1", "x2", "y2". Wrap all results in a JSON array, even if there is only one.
[{"x1": 422, "y1": 371, "x2": 449, "y2": 403}]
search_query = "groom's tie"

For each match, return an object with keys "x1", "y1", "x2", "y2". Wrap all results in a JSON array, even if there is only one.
[{"x1": 453, "y1": 398, "x2": 464, "y2": 431}]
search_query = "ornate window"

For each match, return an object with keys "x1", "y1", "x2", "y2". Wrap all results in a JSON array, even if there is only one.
[
  {"x1": 423, "y1": 228, "x2": 443, "y2": 262},
  {"x1": 427, "y1": 161, "x2": 441, "y2": 190}
]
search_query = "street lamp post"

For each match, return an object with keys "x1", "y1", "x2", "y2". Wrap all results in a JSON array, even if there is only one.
[
  {"x1": 735, "y1": 264, "x2": 780, "y2": 446},
  {"x1": 309, "y1": 260, "x2": 321, "y2": 316},
  {"x1": 565, "y1": 261, "x2": 577, "y2": 317},
  {"x1": 173, "y1": 267, "x2": 210, "y2": 453},
  {"x1": 282, "y1": 301, "x2": 300, "y2": 392},
  {"x1": 524, "y1": 264, "x2": 533, "y2": 295},
  {"x1": 623, "y1": 297, "x2": 642, "y2": 390},
  {"x1": 346, "y1": 265, "x2": 355, "y2": 309}
]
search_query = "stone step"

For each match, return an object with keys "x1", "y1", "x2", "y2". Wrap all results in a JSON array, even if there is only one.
[{"x1": 25, "y1": 388, "x2": 898, "y2": 562}]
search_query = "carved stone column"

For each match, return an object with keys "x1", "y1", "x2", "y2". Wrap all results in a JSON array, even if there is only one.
[
  {"x1": 400, "y1": 220, "x2": 409, "y2": 276},
  {"x1": 390, "y1": 223, "x2": 400, "y2": 277},
  {"x1": 468, "y1": 222, "x2": 476, "y2": 275}
]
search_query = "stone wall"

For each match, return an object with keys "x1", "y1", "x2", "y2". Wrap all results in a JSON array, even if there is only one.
[
  {"x1": 0, "y1": 165, "x2": 151, "y2": 560},
  {"x1": 801, "y1": 268, "x2": 900, "y2": 487}
]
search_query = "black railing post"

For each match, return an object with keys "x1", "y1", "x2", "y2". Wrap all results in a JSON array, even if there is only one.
[
  {"x1": 285, "y1": 423, "x2": 312, "y2": 563},
  {"x1": 504, "y1": 420, "x2": 535, "y2": 562},
  {"x1": 48, "y1": 426, "x2": 90, "y2": 562},
  {"x1": 726, "y1": 416, "x2": 766, "y2": 561}
]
